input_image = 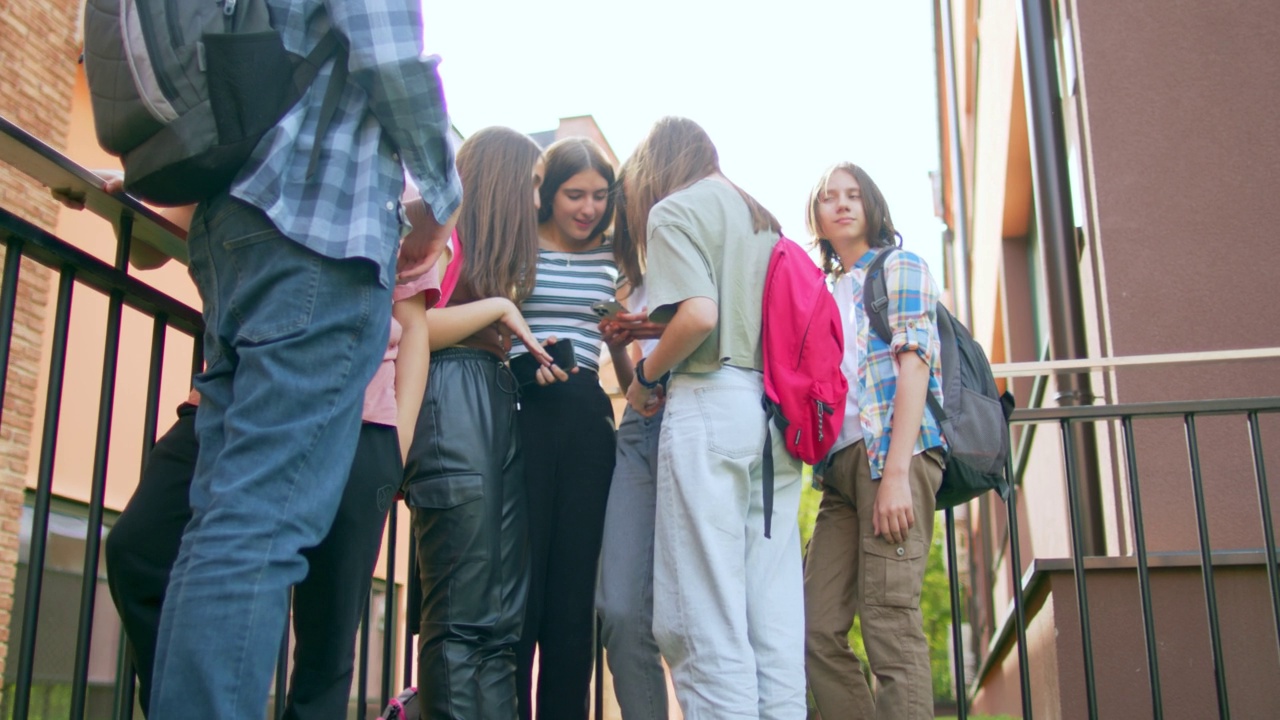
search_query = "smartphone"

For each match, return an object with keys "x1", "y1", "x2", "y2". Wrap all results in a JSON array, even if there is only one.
[
  {"x1": 591, "y1": 299, "x2": 625, "y2": 320},
  {"x1": 509, "y1": 338, "x2": 577, "y2": 386}
]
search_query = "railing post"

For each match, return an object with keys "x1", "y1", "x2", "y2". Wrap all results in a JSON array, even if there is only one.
[
  {"x1": 13, "y1": 267, "x2": 75, "y2": 720},
  {"x1": 1184, "y1": 415, "x2": 1230, "y2": 719},
  {"x1": 1120, "y1": 417, "x2": 1163, "y2": 719},
  {"x1": 1059, "y1": 419, "x2": 1099, "y2": 718},
  {"x1": 1003, "y1": 468, "x2": 1034, "y2": 720},
  {"x1": 944, "y1": 507, "x2": 969, "y2": 719},
  {"x1": 1245, "y1": 413, "x2": 1280, "y2": 660}
]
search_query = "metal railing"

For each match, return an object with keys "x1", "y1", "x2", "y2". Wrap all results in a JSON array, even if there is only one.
[{"x1": 944, "y1": 359, "x2": 1280, "y2": 720}]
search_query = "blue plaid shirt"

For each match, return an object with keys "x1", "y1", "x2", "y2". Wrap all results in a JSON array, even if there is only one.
[
  {"x1": 232, "y1": 0, "x2": 462, "y2": 287},
  {"x1": 846, "y1": 248, "x2": 947, "y2": 478}
]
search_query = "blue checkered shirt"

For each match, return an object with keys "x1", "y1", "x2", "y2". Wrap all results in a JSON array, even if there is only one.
[
  {"x1": 232, "y1": 0, "x2": 462, "y2": 287},
  {"x1": 845, "y1": 248, "x2": 947, "y2": 478}
]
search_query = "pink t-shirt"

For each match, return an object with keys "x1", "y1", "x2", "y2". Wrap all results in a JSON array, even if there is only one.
[{"x1": 362, "y1": 265, "x2": 442, "y2": 426}]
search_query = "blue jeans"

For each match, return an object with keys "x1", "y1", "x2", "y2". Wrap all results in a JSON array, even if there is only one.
[
  {"x1": 149, "y1": 193, "x2": 392, "y2": 719},
  {"x1": 596, "y1": 405, "x2": 668, "y2": 720}
]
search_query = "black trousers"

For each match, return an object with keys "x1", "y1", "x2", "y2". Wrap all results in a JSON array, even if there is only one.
[
  {"x1": 104, "y1": 403, "x2": 401, "y2": 719},
  {"x1": 515, "y1": 370, "x2": 617, "y2": 720},
  {"x1": 404, "y1": 348, "x2": 530, "y2": 720}
]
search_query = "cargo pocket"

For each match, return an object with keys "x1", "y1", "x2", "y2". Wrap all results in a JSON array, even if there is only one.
[
  {"x1": 861, "y1": 535, "x2": 927, "y2": 608},
  {"x1": 406, "y1": 473, "x2": 486, "y2": 565}
]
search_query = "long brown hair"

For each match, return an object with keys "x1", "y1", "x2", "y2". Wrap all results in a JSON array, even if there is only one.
[
  {"x1": 611, "y1": 164, "x2": 644, "y2": 287},
  {"x1": 538, "y1": 137, "x2": 617, "y2": 240},
  {"x1": 456, "y1": 126, "x2": 543, "y2": 302},
  {"x1": 621, "y1": 117, "x2": 779, "y2": 286},
  {"x1": 806, "y1": 162, "x2": 900, "y2": 276}
]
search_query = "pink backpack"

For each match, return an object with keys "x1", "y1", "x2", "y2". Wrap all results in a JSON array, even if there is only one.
[{"x1": 760, "y1": 235, "x2": 847, "y2": 535}]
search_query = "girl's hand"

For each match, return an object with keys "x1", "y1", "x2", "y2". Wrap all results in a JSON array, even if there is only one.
[
  {"x1": 612, "y1": 310, "x2": 667, "y2": 340},
  {"x1": 599, "y1": 319, "x2": 634, "y2": 350},
  {"x1": 497, "y1": 300, "x2": 553, "y2": 365},
  {"x1": 534, "y1": 336, "x2": 574, "y2": 386},
  {"x1": 626, "y1": 377, "x2": 665, "y2": 417},
  {"x1": 872, "y1": 471, "x2": 915, "y2": 545}
]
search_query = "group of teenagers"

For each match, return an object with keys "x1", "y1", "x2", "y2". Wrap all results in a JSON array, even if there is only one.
[
  {"x1": 85, "y1": 3, "x2": 946, "y2": 719},
  {"x1": 100, "y1": 119, "x2": 947, "y2": 720}
]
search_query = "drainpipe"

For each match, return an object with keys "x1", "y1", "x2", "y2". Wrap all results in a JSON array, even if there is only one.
[
  {"x1": 1017, "y1": 0, "x2": 1105, "y2": 555},
  {"x1": 938, "y1": 0, "x2": 971, "y2": 327}
]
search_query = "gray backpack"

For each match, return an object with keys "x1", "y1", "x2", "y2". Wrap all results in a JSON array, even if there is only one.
[
  {"x1": 863, "y1": 247, "x2": 1014, "y2": 508},
  {"x1": 82, "y1": 0, "x2": 344, "y2": 206}
]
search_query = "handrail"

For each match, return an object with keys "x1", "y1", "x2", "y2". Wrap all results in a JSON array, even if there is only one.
[
  {"x1": 0, "y1": 114, "x2": 188, "y2": 264},
  {"x1": 992, "y1": 346, "x2": 1280, "y2": 378}
]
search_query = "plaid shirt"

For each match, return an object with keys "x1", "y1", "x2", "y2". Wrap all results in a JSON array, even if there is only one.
[
  {"x1": 841, "y1": 248, "x2": 946, "y2": 479},
  {"x1": 232, "y1": 0, "x2": 462, "y2": 288}
]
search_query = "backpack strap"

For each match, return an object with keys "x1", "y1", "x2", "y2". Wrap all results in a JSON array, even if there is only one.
[
  {"x1": 304, "y1": 30, "x2": 348, "y2": 180},
  {"x1": 761, "y1": 397, "x2": 777, "y2": 539},
  {"x1": 863, "y1": 247, "x2": 896, "y2": 347}
]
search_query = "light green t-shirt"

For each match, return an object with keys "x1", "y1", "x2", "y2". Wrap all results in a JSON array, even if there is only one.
[{"x1": 647, "y1": 178, "x2": 778, "y2": 373}]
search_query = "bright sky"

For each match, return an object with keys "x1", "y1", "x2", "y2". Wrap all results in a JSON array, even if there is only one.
[{"x1": 423, "y1": 0, "x2": 945, "y2": 274}]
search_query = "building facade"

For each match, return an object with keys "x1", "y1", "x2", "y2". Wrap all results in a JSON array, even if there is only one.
[{"x1": 934, "y1": 0, "x2": 1280, "y2": 717}]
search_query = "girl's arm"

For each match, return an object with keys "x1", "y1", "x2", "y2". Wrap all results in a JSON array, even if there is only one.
[
  {"x1": 625, "y1": 296, "x2": 717, "y2": 415},
  {"x1": 393, "y1": 293, "x2": 429, "y2": 463},
  {"x1": 873, "y1": 354, "x2": 929, "y2": 544},
  {"x1": 425, "y1": 296, "x2": 552, "y2": 364},
  {"x1": 873, "y1": 250, "x2": 942, "y2": 544}
]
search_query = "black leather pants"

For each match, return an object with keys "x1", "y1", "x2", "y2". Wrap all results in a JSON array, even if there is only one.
[{"x1": 404, "y1": 348, "x2": 530, "y2": 720}]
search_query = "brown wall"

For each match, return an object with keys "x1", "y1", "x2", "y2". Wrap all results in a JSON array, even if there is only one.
[
  {"x1": 1073, "y1": 0, "x2": 1280, "y2": 555},
  {"x1": 0, "y1": 0, "x2": 83, "y2": 678}
]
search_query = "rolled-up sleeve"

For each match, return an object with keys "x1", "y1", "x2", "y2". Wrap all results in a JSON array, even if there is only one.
[
  {"x1": 329, "y1": 0, "x2": 462, "y2": 224},
  {"x1": 885, "y1": 252, "x2": 939, "y2": 365}
]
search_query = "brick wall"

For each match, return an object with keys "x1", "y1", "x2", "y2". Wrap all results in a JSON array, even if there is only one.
[{"x1": 0, "y1": 0, "x2": 82, "y2": 679}]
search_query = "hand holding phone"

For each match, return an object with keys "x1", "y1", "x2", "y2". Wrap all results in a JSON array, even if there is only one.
[{"x1": 509, "y1": 337, "x2": 576, "y2": 387}]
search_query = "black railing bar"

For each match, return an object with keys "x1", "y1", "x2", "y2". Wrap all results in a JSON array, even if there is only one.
[
  {"x1": 275, "y1": 610, "x2": 289, "y2": 720},
  {"x1": 358, "y1": 594, "x2": 372, "y2": 718},
  {"x1": 12, "y1": 267, "x2": 75, "y2": 720},
  {"x1": 112, "y1": 624, "x2": 136, "y2": 720},
  {"x1": 992, "y1": 347, "x2": 1280, "y2": 379},
  {"x1": 0, "y1": 237, "x2": 24, "y2": 420},
  {"x1": 1246, "y1": 412, "x2": 1280, "y2": 659},
  {"x1": 404, "y1": 534, "x2": 417, "y2": 688},
  {"x1": 1185, "y1": 415, "x2": 1231, "y2": 719},
  {"x1": 1002, "y1": 467, "x2": 1034, "y2": 720},
  {"x1": 1013, "y1": 396, "x2": 1280, "y2": 423},
  {"x1": 1121, "y1": 417, "x2": 1163, "y2": 719},
  {"x1": 1060, "y1": 420, "x2": 1099, "y2": 718},
  {"x1": 142, "y1": 316, "x2": 168, "y2": 456},
  {"x1": 381, "y1": 505, "x2": 398, "y2": 708},
  {"x1": 71, "y1": 281, "x2": 127, "y2": 719},
  {"x1": 0, "y1": 209, "x2": 201, "y2": 334},
  {"x1": 944, "y1": 507, "x2": 969, "y2": 719},
  {"x1": 0, "y1": 114, "x2": 187, "y2": 263},
  {"x1": 1011, "y1": 362, "x2": 1050, "y2": 483}
]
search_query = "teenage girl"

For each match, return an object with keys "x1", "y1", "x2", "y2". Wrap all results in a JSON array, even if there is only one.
[
  {"x1": 802, "y1": 162, "x2": 946, "y2": 720},
  {"x1": 504, "y1": 137, "x2": 622, "y2": 719},
  {"x1": 595, "y1": 165, "x2": 672, "y2": 720},
  {"x1": 401, "y1": 126, "x2": 552, "y2": 720},
  {"x1": 622, "y1": 117, "x2": 807, "y2": 719}
]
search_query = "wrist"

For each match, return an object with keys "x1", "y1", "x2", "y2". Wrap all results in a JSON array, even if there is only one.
[{"x1": 635, "y1": 358, "x2": 668, "y2": 389}]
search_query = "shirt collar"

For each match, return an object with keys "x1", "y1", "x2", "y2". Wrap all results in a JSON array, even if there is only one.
[{"x1": 852, "y1": 248, "x2": 880, "y2": 270}]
